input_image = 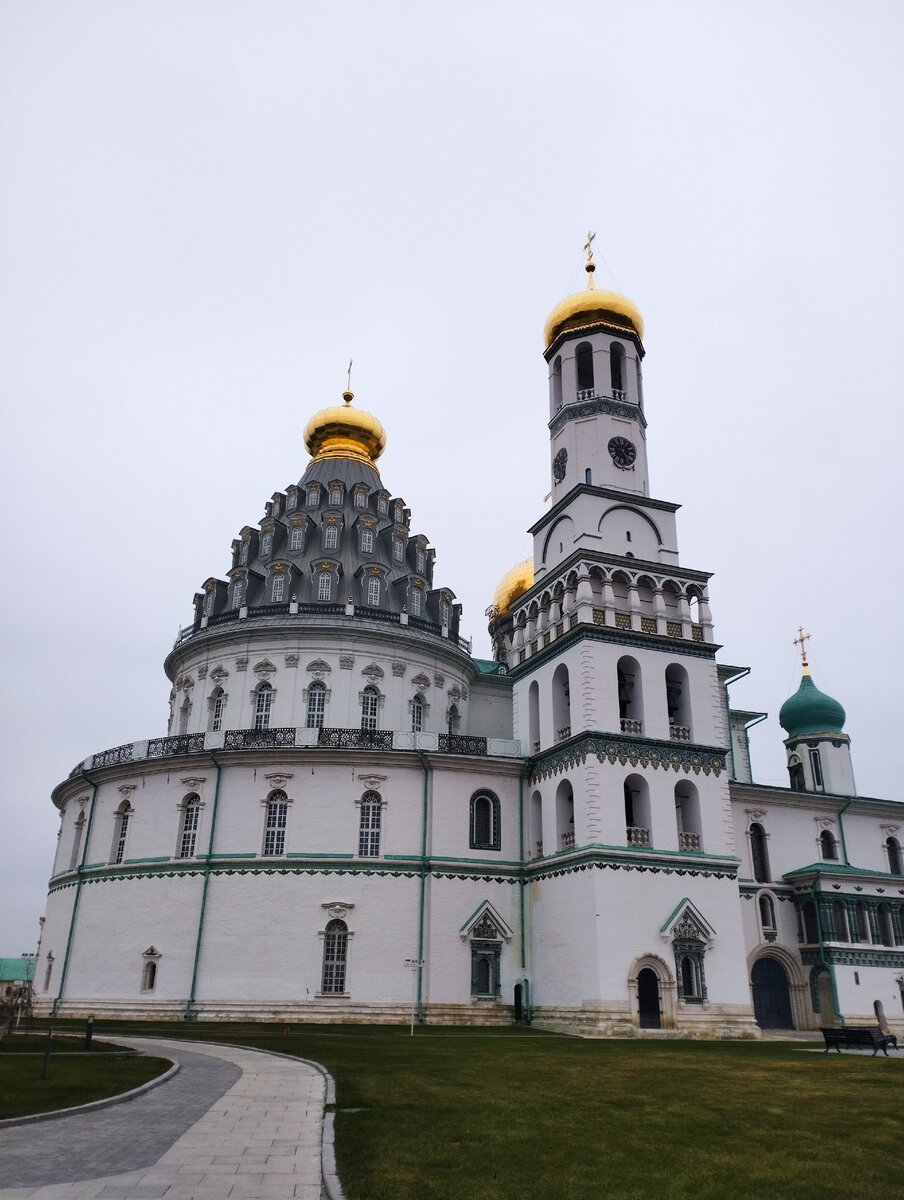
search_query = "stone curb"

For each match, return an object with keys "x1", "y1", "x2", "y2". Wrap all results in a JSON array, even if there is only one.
[{"x1": 0, "y1": 1058, "x2": 179, "y2": 1129}]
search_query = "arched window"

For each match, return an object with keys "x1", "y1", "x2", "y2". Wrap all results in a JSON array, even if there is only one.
[
  {"x1": 409, "y1": 588, "x2": 422, "y2": 616},
  {"x1": 177, "y1": 794, "x2": 201, "y2": 859},
  {"x1": 141, "y1": 959, "x2": 157, "y2": 992},
  {"x1": 441, "y1": 600, "x2": 451, "y2": 627},
  {"x1": 820, "y1": 829, "x2": 838, "y2": 861},
  {"x1": 261, "y1": 530, "x2": 273, "y2": 557},
  {"x1": 750, "y1": 822, "x2": 770, "y2": 883},
  {"x1": 306, "y1": 681, "x2": 326, "y2": 729},
  {"x1": 69, "y1": 810, "x2": 86, "y2": 871},
  {"x1": 361, "y1": 685, "x2": 379, "y2": 731},
  {"x1": 253, "y1": 681, "x2": 273, "y2": 730},
  {"x1": 178, "y1": 694, "x2": 191, "y2": 735},
  {"x1": 318, "y1": 571, "x2": 332, "y2": 601},
  {"x1": 271, "y1": 573, "x2": 285, "y2": 603},
  {"x1": 354, "y1": 488, "x2": 367, "y2": 509},
  {"x1": 411, "y1": 693, "x2": 424, "y2": 733},
  {"x1": 887, "y1": 837, "x2": 902, "y2": 875},
  {"x1": 610, "y1": 342, "x2": 625, "y2": 393},
  {"x1": 394, "y1": 501, "x2": 405, "y2": 523},
  {"x1": 286, "y1": 488, "x2": 298, "y2": 511},
  {"x1": 290, "y1": 526, "x2": 304, "y2": 551},
  {"x1": 675, "y1": 781, "x2": 701, "y2": 851},
  {"x1": 393, "y1": 537, "x2": 405, "y2": 563},
  {"x1": 307, "y1": 485, "x2": 319, "y2": 507},
  {"x1": 416, "y1": 547, "x2": 426, "y2": 573},
  {"x1": 329, "y1": 484, "x2": 343, "y2": 506},
  {"x1": 617, "y1": 656, "x2": 643, "y2": 734},
  {"x1": 575, "y1": 341, "x2": 594, "y2": 392},
  {"x1": 556, "y1": 779, "x2": 575, "y2": 849},
  {"x1": 111, "y1": 801, "x2": 132, "y2": 865},
  {"x1": 321, "y1": 919, "x2": 348, "y2": 993},
  {"x1": 470, "y1": 791, "x2": 500, "y2": 850},
  {"x1": 528, "y1": 681, "x2": 540, "y2": 753},
  {"x1": 366, "y1": 576, "x2": 380, "y2": 607},
  {"x1": 361, "y1": 527, "x2": 374, "y2": 553},
  {"x1": 552, "y1": 663, "x2": 571, "y2": 741},
  {"x1": 447, "y1": 703, "x2": 460, "y2": 735},
  {"x1": 531, "y1": 790, "x2": 543, "y2": 857},
  {"x1": 624, "y1": 775, "x2": 651, "y2": 846},
  {"x1": 551, "y1": 355, "x2": 563, "y2": 410},
  {"x1": 262, "y1": 790, "x2": 288, "y2": 856},
  {"x1": 358, "y1": 791, "x2": 382, "y2": 857},
  {"x1": 665, "y1": 663, "x2": 692, "y2": 741},
  {"x1": 240, "y1": 539, "x2": 249, "y2": 565},
  {"x1": 759, "y1": 894, "x2": 777, "y2": 937},
  {"x1": 378, "y1": 495, "x2": 389, "y2": 515},
  {"x1": 324, "y1": 524, "x2": 339, "y2": 550},
  {"x1": 233, "y1": 578, "x2": 245, "y2": 608},
  {"x1": 208, "y1": 686, "x2": 225, "y2": 732}
]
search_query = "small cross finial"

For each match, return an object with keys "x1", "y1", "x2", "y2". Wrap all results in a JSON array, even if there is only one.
[
  {"x1": 583, "y1": 232, "x2": 597, "y2": 288},
  {"x1": 793, "y1": 626, "x2": 811, "y2": 672},
  {"x1": 342, "y1": 359, "x2": 354, "y2": 405}
]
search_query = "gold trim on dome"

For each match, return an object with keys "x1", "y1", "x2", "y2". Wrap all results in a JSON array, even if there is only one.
[{"x1": 303, "y1": 390, "x2": 386, "y2": 469}]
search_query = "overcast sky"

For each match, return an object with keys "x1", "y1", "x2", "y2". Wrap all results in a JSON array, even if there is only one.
[{"x1": 2, "y1": 1, "x2": 902, "y2": 953}]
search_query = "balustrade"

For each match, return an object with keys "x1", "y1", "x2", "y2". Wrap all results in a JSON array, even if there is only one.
[
  {"x1": 620, "y1": 718, "x2": 643, "y2": 735},
  {"x1": 670, "y1": 724, "x2": 691, "y2": 742},
  {"x1": 678, "y1": 831, "x2": 701, "y2": 851},
  {"x1": 626, "y1": 826, "x2": 650, "y2": 846}
]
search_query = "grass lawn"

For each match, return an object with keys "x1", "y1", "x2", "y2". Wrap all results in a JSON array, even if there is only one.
[
  {"x1": 41, "y1": 1020, "x2": 904, "y2": 1200},
  {"x1": 0, "y1": 1034, "x2": 171, "y2": 1121}
]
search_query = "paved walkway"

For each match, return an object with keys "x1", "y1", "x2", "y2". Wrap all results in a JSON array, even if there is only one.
[{"x1": 0, "y1": 1038, "x2": 335, "y2": 1200}]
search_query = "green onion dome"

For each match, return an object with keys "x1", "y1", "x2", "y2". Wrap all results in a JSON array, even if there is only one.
[{"x1": 779, "y1": 671, "x2": 846, "y2": 738}]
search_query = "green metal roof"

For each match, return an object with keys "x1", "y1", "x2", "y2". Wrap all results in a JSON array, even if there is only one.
[
  {"x1": 0, "y1": 957, "x2": 35, "y2": 982},
  {"x1": 472, "y1": 658, "x2": 509, "y2": 675},
  {"x1": 779, "y1": 672, "x2": 846, "y2": 738}
]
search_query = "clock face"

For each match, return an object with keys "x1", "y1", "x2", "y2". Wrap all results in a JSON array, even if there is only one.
[
  {"x1": 608, "y1": 437, "x2": 637, "y2": 469},
  {"x1": 553, "y1": 448, "x2": 568, "y2": 482}
]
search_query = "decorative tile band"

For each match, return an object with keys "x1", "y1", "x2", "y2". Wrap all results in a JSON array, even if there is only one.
[{"x1": 530, "y1": 734, "x2": 727, "y2": 783}]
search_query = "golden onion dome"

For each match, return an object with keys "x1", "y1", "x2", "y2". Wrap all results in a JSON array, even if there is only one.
[
  {"x1": 544, "y1": 260, "x2": 644, "y2": 351},
  {"x1": 492, "y1": 557, "x2": 534, "y2": 616},
  {"x1": 303, "y1": 391, "x2": 386, "y2": 469}
]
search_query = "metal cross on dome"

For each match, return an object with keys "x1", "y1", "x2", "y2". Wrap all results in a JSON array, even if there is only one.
[
  {"x1": 584, "y1": 231, "x2": 596, "y2": 263},
  {"x1": 793, "y1": 626, "x2": 811, "y2": 667}
]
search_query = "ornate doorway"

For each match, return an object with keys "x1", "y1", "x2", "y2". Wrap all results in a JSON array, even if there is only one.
[
  {"x1": 751, "y1": 956, "x2": 793, "y2": 1029},
  {"x1": 637, "y1": 967, "x2": 661, "y2": 1029}
]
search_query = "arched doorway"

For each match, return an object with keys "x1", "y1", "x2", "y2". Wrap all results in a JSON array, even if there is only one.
[
  {"x1": 751, "y1": 957, "x2": 793, "y2": 1029},
  {"x1": 637, "y1": 968, "x2": 661, "y2": 1029},
  {"x1": 513, "y1": 983, "x2": 523, "y2": 1022}
]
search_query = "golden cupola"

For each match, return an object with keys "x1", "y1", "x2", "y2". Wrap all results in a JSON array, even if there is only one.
[
  {"x1": 543, "y1": 257, "x2": 644, "y2": 351},
  {"x1": 303, "y1": 390, "x2": 387, "y2": 469}
]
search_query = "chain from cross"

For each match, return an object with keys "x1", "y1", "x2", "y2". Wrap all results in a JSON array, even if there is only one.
[{"x1": 793, "y1": 626, "x2": 810, "y2": 664}]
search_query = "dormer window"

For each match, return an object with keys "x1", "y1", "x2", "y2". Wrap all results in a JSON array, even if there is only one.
[
  {"x1": 392, "y1": 538, "x2": 404, "y2": 563},
  {"x1": 416, "y1": 548, "x2": 426, "y2": 572},
  {"x1": 329, "y1": 484, "x2": 343, "y2": 506},
  {"x1": 286, "y1": 489, "x2": 298, "y2": 511},
  {"x1": 318, "y1": 571, "x2": 332, "y2": 601},
  {"x1": 233, "y1": 579, "x2": 245, "y2": 608},
  {"x1": 240, "y1": 539, "x2": 249, "y2": 565},
  {"x1": 361, "y1": 527, "x2": 374, "y2": 553},
  {"x1": 324, "y1": 524, "x2": 339, "y2": 550},
  {"x1": 271, "y1": 573, "x2": 285, "y2": 603},
  {"x1": 307, "y1": 486, "x2": 319, "y2": 507},
  {"x1": 378, "y1": 495, "x2": 388, "y2": 515},
  {"x1": 261, "y1": 530, "x2": 273, "y2": 557},
  {"x1": 366, "y1": 576, "x2": 380, "y2": 607},
  {"x1": 441, "y1": 600, "x2": 450, "y2": 627},
  {"x1": 290, "y1": 526, "x2": 304, "y2": 551},
  {"x1": 410, "y1": 588, "x2": 422, "y2": 617},
  {"x1": 394, "y1": 501, "x2": 404, "y2": 523},
  {"x1": 354, "y1": 488, "x2": 367, "y2": 509}
]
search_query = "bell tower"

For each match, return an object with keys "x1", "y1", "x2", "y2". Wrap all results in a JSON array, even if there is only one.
[{"x1": 494, "y1": 245, "x2": 757, "y2": 1036}]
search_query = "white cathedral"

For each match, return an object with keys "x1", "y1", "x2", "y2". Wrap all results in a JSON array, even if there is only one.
[{"x1": 36, "y1": 257, "x2": 904, "y2": 1036}]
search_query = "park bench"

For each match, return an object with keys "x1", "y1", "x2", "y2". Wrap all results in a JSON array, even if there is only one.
[{"x1": 821, "y1": 1026, "x2": 898, "y2": 1056}]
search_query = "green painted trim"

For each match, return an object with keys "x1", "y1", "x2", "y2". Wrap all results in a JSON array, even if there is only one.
[
  {"x1": 123, "y1": 856, "x2": 171, "y2": 864},
  {"x1": 801, "y1": 947, "x2": 904, "y2": 968},
  {"x1": 84, "y1": 862, "x2": 106, "y2": 869},
  {"x1": 210, "y1": 852, "x2": 259, "y2": 859},
  {"x1": 425, "y1": 855, "x2": 524, "y2": 868},
  {"x1": 529, "y1": 732, "x2": 728, "y2": 783},
  {"x1": 287, "y1": 852, "x2": 355, "y2": 859},
  {"x1": 52, "y1": 773, "x2": 100, "y2": 1016}
]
